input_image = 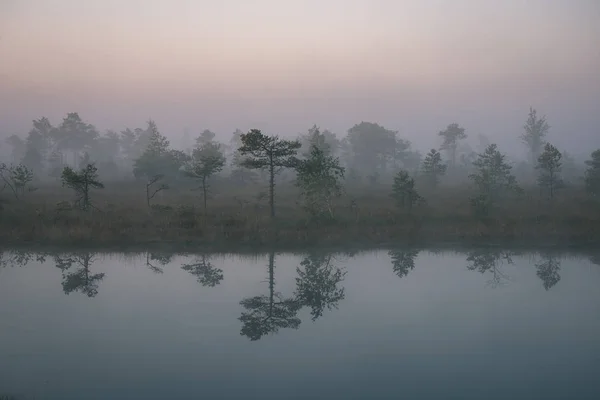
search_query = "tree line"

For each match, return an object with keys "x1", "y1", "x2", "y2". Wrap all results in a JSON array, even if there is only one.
[{"x1": 2, "y1": 108, "x2": 600, "y2": 219}]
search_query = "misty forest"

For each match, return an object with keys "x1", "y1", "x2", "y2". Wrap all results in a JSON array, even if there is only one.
[{"x1": 1, "y1": 108, "x2": 599, "y2": 248}]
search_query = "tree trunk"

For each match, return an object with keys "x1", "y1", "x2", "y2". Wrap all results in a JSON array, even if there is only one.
[
  {"x1": 268, "y1": 252, "x2": 275, "y2": 318},
  {"x1": 269, "y1": 162, "x2": 275, "y2": 218},
  {"x1": 83, "y1": 181, "x2": 89, "y2": 210},
  {"x1": 202, "y1": 176, "x2": 208, "y2": 214},
  {"x1": 146, "y1": 182, "x2": 150, "y2": 207}
]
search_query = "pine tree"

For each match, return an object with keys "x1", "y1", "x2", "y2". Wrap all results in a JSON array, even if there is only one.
[
  {"x1": 421, "y1": 149, "x2": 447, "y2": 188},
  {"x1": 536, "y1": 143, "x2": 563, "y2": 199}
]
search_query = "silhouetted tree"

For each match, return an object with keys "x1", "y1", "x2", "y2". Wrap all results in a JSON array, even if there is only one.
[
  {"x1": 5, "y1": 135, "x2": 26, "y2": 164},
  {"x1": 184, "y1": 142, "x2": 226, "y2": 213},
  {"x1": 438, "y1": 123, "x2": 467, "y2": 168},
  {"x1": 239, "y1": 252, "x2": 301, "y2": 340},
  {"x1": 535, "y1": 254, "x2": 561, "y2": 290},
  {"x1": 389, "y1": 249, "x2": 420, "y2": 278},
  {"x1": 0, "y1": 163, "x2": 35, "y2": 199},
  {"x1": 469, "y1": 144, "x2": 521, "y2": 215},
  {"x1": 299, "y1": 125, "x2": 340, "y2": 157},
  {"x1": 294, "y1": 254, "x2": 346, "y2": 321},
  {"x1": 52, "y1": 113, "x2": 99, "y2": 168},
  {"x1": 536, "y1": 143, "x2": 563, "y2": 199},
  {"x1": 181, "y1": 255, "x2": 224, "y2": 287},
  {"x1": 584, "y1": 149, "x2": 600, "y2": 197},
  {"x1": 421, "y1": 149, "x2": 447, "y2": 188},
  {"x1": 346, "y1": 122, "x2": 397, "y2": 177},
  {"x1": 391, "y1": 170, "x2": 423, "y2": 212},
  {"x1": 238, "y1": 129, "x2": 301, "y2": 218},
  {"x1": 22, "y1": 117, "x2": 54, "y2": 173},
  {"x1": 60, "y1": 163, "x2": 104, "y2": 211},
  {"x1": 195, "y1": 129, "x2": 216, "y2": 147},
  {"x1": 295, "y1": 144, "x2": 345, "y2": 219},
  {"x1": 521, "y1": 107, "x2": 549, "y2": 165},
  {"x1": 54, "y1": 253, "x2": 104, "y2": 297}
]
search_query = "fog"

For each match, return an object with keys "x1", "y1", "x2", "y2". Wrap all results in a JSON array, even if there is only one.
[{"x1": 1, "y1": 0, "x2": 600, "y2": 158}]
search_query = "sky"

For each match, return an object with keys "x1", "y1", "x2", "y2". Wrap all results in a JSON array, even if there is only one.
[{"x1": 1, "y1": 0, "x2": 599, "y2": 156}]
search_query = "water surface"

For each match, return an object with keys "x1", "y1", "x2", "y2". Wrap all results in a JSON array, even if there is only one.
[{"x1": 1, "y1": 248, "x2": 599, "y2": 399}]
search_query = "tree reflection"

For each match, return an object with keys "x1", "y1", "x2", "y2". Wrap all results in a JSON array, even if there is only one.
[
  {"x1": 466, "y1": 249, "x2": 516, "y2": 287},
  {"x1": 181, "y1": 255, "x2": 224, "y2": 287},
  {"x1": 388, "y1": 249, "x2": 420, "y2": 278},
  {"x1": 54, "y1": 253, "x2": 104, "y2": 297},
  {"x1": 0, "y1": 250, "x2": 46, "y2": 268},
  {"x1": 535, "y1": 254, "x2": 561, "y2": 290},
  {"x1": 295, "y1": 254, "x2": 346, "y2": 321},
  {"x1": 239, "y1": 252, "x2": 301, "y2": 341},
  {"x1": 145, "y1": 252, "x2": 173, "y2": 274}
]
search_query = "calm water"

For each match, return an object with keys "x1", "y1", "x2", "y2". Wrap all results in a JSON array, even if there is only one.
[{"x1": 1, "y1": 248, "x2": 599, "y2": 400}]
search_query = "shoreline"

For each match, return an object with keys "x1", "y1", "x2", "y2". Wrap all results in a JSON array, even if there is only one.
[{"x1": 2, "y1": 217, "x2": 599, "y2": 254}]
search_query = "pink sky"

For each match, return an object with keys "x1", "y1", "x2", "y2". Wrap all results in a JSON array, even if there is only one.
[{"x1": 1, "y1": 0, "x2": 599, "y2": 154}]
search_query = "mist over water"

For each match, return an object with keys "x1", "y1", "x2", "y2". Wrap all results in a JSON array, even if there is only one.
[{"x1": 1, "y1": 248, "x2": 600, "y2": 399}]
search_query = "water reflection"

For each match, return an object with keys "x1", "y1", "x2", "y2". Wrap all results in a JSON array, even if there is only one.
[
  {"x1": 388, "y1": 249, "x2": 420, "y2": 278},
  {"x1": 465, "y1": 249, "x2": 516, "y2": 287},
  {"x1": 0, "y1": 247, "x2": 588, "y2": 342},
  {"x1": 54, "y1": 253, "x2": 105, "y2": 298},
  {"x1": 145, "y1": 252, "x2": 173, "y2": 274},
  {"x1": 295, "y1": 254, "x2": 346, "y2": 321},
  {"x1": 535, "y1": 254, "x2": 561, "y2": 290},
  {"x1": 239, "y1": 252, "x2": 302, "y2": 341},
  {"x1": 0, "y1": 249, "x2": 46, "y2": 268},
  {"x1": 181, "y1": 255, "x2": 224, "y2": 287}
]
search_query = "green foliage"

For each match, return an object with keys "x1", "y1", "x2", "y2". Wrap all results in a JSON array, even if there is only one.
[
  {"x1": 469, "y1": 144, "x2": 521, "y2": 214},
  {"x1": 438, "y1": 123, "x2": 467, "y2": 167},
  {"x1": 238, "y1": 129, "x2": 301, "y2": 217},
  {"x1": 0, "y1": 163, "x2": 35, "y2": 199},
  {"x1": 184, "y1": 142, "x2": 226, "y2": 212},
  {"x1": 536, "y1": 143, "x2": 563, "y2": 198},
  {"x1": 584, "y1": 149, "x2": 600, "y2": 196},
  {"x1": 421, "y1": 149, "x2": 447, "y2": 188},
  {"x1": 521, "y1": 107, "x2": 549, "y2": 164},
  {"x1": 60, "y1": 163, "x2": 104, "y2": 210},
  {"x1": 391, "y1": 170, "x2": 423, "y2": 212},
  {"x1": 295, "y1": 144, "x2": 345, "y2": 219}
]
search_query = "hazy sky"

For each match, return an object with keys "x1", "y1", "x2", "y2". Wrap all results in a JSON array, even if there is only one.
[{"x1": 1, "y1": 0, "x2": 599, "y2": 155}]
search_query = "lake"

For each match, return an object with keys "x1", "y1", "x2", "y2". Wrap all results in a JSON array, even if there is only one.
[{"x1": 1, "y1": 248, "x2": 599, "y2": 400}]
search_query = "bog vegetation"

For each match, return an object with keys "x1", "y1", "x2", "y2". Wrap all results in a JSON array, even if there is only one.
[{"x1": 1, "y1": 108, "x2": 599, "y2": 248}]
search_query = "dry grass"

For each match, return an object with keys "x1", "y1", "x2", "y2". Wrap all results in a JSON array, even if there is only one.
[{"x1": 1, "y1": 179, "x2": 599, "y2": 250}]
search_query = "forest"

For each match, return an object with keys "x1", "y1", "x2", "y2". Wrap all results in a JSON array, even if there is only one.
[{"x1": 1, "y1": 107, "x2": 599, "y2": 248}]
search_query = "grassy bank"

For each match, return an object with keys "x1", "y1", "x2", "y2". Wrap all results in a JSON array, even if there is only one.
[{"x1": 1, "y1": 180, "x2": 599, "y2": 250}]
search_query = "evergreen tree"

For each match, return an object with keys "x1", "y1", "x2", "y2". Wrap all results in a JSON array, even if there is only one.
[
  {"x1": 296, "y1": 144, "x2": 345, "y2": 219},
  {"x1": 584, "y1": 149, "x2": 600, "y2": 196},
  {"x1": 521, "y1": 107, "x2": 549, "y2": 165},
  {"x1": 536, "y1": 143, "x2": 563, "y2": 199},
  {"x1": 421, "y1": 149, "x2": 447, "y2": 188},
  {"x1": 238, "y1": 129, "x2": 301, "y2": 218}
]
